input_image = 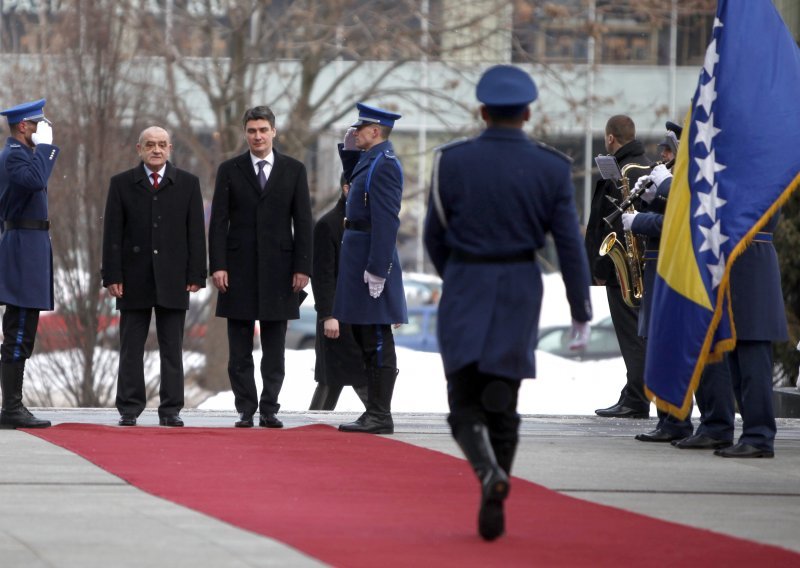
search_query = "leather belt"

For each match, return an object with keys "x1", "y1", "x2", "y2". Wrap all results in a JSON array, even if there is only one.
[
  {"x1": 344, "y1": 219, "x2": 371, "y2": 232},
  {"x1": 452, "y1": 249, "x2": 536, "y2": 264},
  {"x1": 3, "y1": 219, "x2": 50, "y2": 231}
]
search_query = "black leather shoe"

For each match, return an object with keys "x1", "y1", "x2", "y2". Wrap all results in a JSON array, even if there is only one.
[
  {"x1": 235, "y1": 413, "x2": 254, "y2": 428},
  {"x1": 259, "y1": 413, "x2": 284, "y2": 428},
  {"x1": 672, "y1": 433, "x2": 732, "y2": 450},
  {"x1": 118, "y1": 415, "x2": 137, "y2": 427},
  {"x1": 159, "y1": 415, "x2": 184, "y2": 427},
  {"x1": 635, "y1": 428, "x2": 682, "y2": 442},
  {"x1": 715, "y1": 442, "x2": 774, "y2": 458},
  {"x1": 595, "y1": 403, "x2": 649, "y2": 419}
]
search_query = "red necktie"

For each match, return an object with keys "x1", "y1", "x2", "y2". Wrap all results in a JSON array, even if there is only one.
[{"x1": 151, "y1": 172, "x2": 160, "y2": 189}]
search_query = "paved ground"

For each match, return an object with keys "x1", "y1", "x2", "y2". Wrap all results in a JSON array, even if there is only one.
[{"x1": 1, "y1": 408, "x2": 799, "y2": 567}]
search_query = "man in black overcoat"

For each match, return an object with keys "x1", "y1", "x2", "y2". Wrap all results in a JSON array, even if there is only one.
[
  {"x1": 102, "y1": 126, "x2": 207, "y2": 427},
  {"x1": 585, "y1": 115, "x2": 651, "y2": 419},
  {"x1": 309, "y1": 175, "x2": 368, "y2": 410},
  {"x1": 208, "y1": 106, "x2": 312, "y2": 428}
]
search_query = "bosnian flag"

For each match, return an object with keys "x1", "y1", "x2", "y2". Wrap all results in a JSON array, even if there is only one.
[{"x1": 645, "y1": 0, "x2": 800, "y2": 418}]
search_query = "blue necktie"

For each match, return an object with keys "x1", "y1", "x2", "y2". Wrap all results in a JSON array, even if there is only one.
[{"x1": 257, "y1": 160, "x2": 267, "y2": 190}]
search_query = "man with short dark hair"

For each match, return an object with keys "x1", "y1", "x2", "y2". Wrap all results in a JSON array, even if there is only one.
[
  {"x1": 0, "y1": 98, "x2": 59, "y2": 429},
  {"x1": 586, "y1": 114, "x2": 651, "y2": 419},
  {"x1": 425, "y1": 65, "x2": 591, "y2": 541},
  {"x1": 209, "y1": 105, "x2": 312, "y2": 429}
]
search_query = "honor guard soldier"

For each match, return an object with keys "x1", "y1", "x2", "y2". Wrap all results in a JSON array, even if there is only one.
[
  {"x1": 424, "y1": 66, "x2": 592, "y2": 540},
  {"x1": 334, "y1": 102, "x2": 408, "y2": 435},
  {"x1": 0, "y1": 98, "x2": 59, "y2": 428}
]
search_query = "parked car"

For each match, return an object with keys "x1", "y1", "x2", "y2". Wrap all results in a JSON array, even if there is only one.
[
  {"x1": 285, "y1": 304, "x2": 318, "y2": 350},
  {"x1": 536, "y1": 316, "x2": 621, "y2": 361},
  {"x1": 394, "y1": 305, "x2": 439, "y2": 352},
  {"x1": 36, "y1": 295, "x2": 119, "y2": 352}
]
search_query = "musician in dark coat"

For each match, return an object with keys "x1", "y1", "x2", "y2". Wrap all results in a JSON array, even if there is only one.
[
  {"x1": 309, "y1": 175, "x2": 368, "y2": 410},
  {"x1": 424, "y1": 65, "x2": 592, "y2": 541},
  {"x1": 334, "y1": 103, "x2": 408, "y2": 435},
  {"x1": 102, "y1": 126, "x2": 207, "y2": 427},
  {"x1": 0, "y1": 98, "x2": 58, "y2": 429},
  {"x1": 209, "y1": 105, "x2": 312, "y2": 429},
  {"x1": 586, "y1": 115, "x2": 651, "y2": 419}
]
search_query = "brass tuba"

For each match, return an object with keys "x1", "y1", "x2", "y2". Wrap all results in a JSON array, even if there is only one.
[{"x1": 598, "y1": 162, "x2": 653, "y2": 308}]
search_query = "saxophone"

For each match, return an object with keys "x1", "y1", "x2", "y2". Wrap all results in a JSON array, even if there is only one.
[{"x1": 598, "y1": 163, "x2": 652, "y2": 309}]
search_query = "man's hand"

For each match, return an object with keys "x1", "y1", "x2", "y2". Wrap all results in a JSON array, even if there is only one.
[
  {"x1": 343, "y1": 127, "x2": 358, "y2": 151},
  {"x1": 621, "y1": 211, "x2": 638, "y2": 232},
  {"x1": 292, "y1": 273, "x2": 309, "y2": 293},
  {"x1": 212, "y1": 270, "x2": 228, "y2": 293},
  {"x1": 31, "y1": 121, "x2": 53, "y2": 146},
  {"x1": 650, "y1": 163, "x2": 672, "y2": 189},
  {"x1": 568, "y1": 320, "x2": 591, "y2": 351},
  {"x1": 186, "y1": 284, "x2": 201, "y2": 293},
  {"x1": 323, "y1": 318, "x2": 340, "y2": 339},
  {"x1": 108, "y1": 283, "x2": 123, "y2": 298},
  {"x1": 363, "y1": 270, "x2": 385, "y2": 299}
]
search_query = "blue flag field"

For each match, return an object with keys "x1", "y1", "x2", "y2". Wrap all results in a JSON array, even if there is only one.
[{"x1": 645, "y1": 0, "x2": 800, "y2": 418}]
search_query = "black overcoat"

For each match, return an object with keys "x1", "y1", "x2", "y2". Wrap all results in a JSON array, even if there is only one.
[
  {"x1": 311, "y1": 196, "x2": 367, "y2": 388},
  {"x1": 208, "y1": 150, "x2": 312, "y2": 321},
  {"x1": 101, "y1": 162, "x2": 207, "y2": 310}
]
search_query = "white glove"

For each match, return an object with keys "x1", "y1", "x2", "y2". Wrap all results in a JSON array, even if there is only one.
[
  {"x1": 634, "y1": 174, "x2": 658, "y2": 203},
  {"x1": 363, "y1": 270, "x2": 386, "y2": 299},
  {"x1": 31, "y1": 121, "x2": 53, "y2": 146},
  {"x1": 650, "y1": 164, "x2": 672, "y2": 189},
  {"x1": 343, "y1": 127, "x2": 358, "y2": 151},
  {"x1": 568, "y1": 320, "x2": 591, "y2": 351},
  {"x1": 621, "y1": 211, "x2": 637, "y2": 232}
]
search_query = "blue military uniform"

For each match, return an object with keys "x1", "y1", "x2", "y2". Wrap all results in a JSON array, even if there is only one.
[
  {"x1": 424, "y1": 66, "x2": 592, "y2": 540},
  {"x1": 0, "y1": 98, "x2": 59, "y2": 429},
  {"x1": 335, "y1": 103, "x2": 407, "y2": 436},
  {"x1": 334, "y1": 138, "x2": 407, "y2": 325}
]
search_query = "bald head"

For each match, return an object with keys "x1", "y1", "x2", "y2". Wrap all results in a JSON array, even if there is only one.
[{"x1": 137, "y1": 126, "x2": 172, "y2": 171}]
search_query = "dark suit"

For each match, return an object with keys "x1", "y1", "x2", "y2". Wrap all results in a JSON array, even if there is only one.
[
  {"x1": 425, "y1": 128, "x2": 592, "y2": 466},
  {"x1": 585, "y1": 140, "x2": 650, "y2": 414},
  {"x1": 101, "y1": 162, "x2": 207, "y2": 418},
  {"x1": 208, "y1": 150, "x2": 312, "y2": 417},
  {"x1": 311, "y1": 196, "x2": 368, "y2": 391}
]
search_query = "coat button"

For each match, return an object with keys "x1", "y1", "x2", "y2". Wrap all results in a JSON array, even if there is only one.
[{"x1": 154, "y1": 249, "x2": 159, "y2": 254}]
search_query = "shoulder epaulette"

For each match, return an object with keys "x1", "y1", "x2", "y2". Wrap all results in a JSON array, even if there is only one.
[
  {"x1": 434, "y1": 137, "x2": 470, "y2": 155},
  {"x1": 382, "y1": 149, "x2": 399, "y2": 161},
  {"x1": 534, "y1": 139, "x2": 573, "y2": 163},
  {"x1": 9, "y1": 143, "x2": 21, "y2": 149}
]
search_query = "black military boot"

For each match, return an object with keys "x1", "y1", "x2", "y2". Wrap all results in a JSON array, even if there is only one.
[
  {"x1": 0, "y1": 362, "x2": 51, "y2": 429},
  {"x1": 339, "y1": 367, "x2": 397, "y2": 434},
  {"x1": 454, "y1": 422, "x2": 510, "y2": 541}
]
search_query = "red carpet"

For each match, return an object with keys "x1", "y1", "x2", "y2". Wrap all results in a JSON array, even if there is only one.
[{"x1": 30, "y1": 424, "x2": 798, "y2": 567}]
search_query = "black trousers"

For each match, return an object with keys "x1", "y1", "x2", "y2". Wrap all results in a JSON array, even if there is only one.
[
  {"x1": 606, "y1": 286, "x2": 648, "y2": 410},
  {"x1": 1, "y1": 305, "x2": 40, "y2": 363},
  {"x1": 227, "y1": 319, "x2": 288, "y2": 416},
  {"x1": 695, "y1": 357, "x2": 735, "y2": 441},
  {"x1": 446, "y1": 363, "x2": 521, "y2": 446},
  {"x1": 117, "y1": 307, "x2": 186, "y2": 418},
  {"x1": 351, "y1": 324, "x2": 397, "y2": 370}
]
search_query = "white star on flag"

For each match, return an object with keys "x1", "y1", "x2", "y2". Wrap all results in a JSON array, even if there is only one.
[
  {"x1": 696, "y1": 76, "x2": 718, "y2": 114},
  {"x1": 698, "y1": 220, "x2": 730, "y2": 258},
  {"x1": 694, "y1": 148, "x2": 727, "y2": 185},
  {"x1": 703, "y1": 38, "x2": 719, "y2": 76},
  {"x1": 707, "y1": 254, "x2": 726, "y2": 289},
  {"x1": 695, "y1": 114, "x2": 721, "y2": 153},
  {"x1": 695, "y1": 183, "x2": 727, "y2": 222}
]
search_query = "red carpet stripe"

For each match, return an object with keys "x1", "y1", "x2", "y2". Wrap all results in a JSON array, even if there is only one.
[{"x1": 30, "y1": 424, "x2": 800, "y2": 567}]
